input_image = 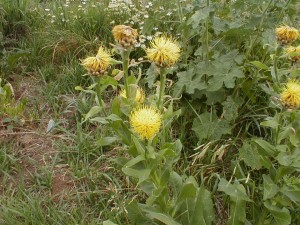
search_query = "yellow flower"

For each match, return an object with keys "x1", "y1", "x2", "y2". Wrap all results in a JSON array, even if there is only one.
[
  {"x1": 120, "y1": 87, "x2": 145, "y2": 103},
  {"x1": 81, "y1": 46, "x2": 112, "y2": 75},
  {"x1": 130, "y1": 105, "x2": 162, "y2": 140},
  {"x1": 146, "y1": 36, "x2": 180, "y2": 67},
  {"x1": 276, "y1": 25, "x2": 299, "y2": 44},
  {"x1": 281, "y1": 79, "x2": 300, "y2": 108},
  {"x1": 284, "y1": 45, "x2": 300, "y2": 61},
  {"x1": 112, "y1": 25, "x2": 138, "y2": 48}
]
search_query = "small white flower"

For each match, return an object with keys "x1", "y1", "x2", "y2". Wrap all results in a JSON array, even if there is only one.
[
  {"x1": 146, "y1": 36, "x2": 153, "y2": 40},
  {"x1": 45, "y1": 8, "x2": 51, "y2": 12},
  {"x1": 144, "y1": 14, "x2": 149, "y2": 18}
]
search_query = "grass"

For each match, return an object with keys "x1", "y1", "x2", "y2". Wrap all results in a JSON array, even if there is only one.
[{"x1": 1, "y1": 0, "x2": 300, "y2": 224}]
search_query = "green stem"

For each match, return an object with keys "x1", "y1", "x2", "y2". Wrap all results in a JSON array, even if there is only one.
[
  {"x1": 122, "y1": 49, "x2": 131, "y2": 98},
  {"x1": 273, "y1": 44, "x2": 280, "y2": 85},
  {"x1": 95, "y1": 77, "x2": 107, "y2": 117},
  {"x1": 245, "y1": 0, "x2": 274, "y2": 59},
  {"x1": 157, "y1": 68, "x2": 167, "y2": 110},
  {"x1": 205, "y1": 0, "x2": 210, "y2": 63}
]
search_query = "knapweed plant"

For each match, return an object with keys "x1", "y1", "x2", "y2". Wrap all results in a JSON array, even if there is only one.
[{"x1": 77, "y1": 25, "x2": 215, "y2": 224}]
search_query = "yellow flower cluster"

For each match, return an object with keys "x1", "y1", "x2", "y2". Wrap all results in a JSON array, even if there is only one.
[
  {"x1": 146, "y1": 36, "x2": 180, "y2": 67},
  {"x1": 81, "y1": 46, "x2": 112, "y2": 75},
  {"x1": 119, "y1": 87, "x2": 145, "y2": 103},
  {"x1": 112, "y1": 25, "x2": 138, "y2": 48},
  {"x1": 130, "y1": 105, "x2": 162, "y2": 140},
  {"x1": 281, "y1": 79, "x2": 300, "y2": 108},
  {"x1": 276, "y1": 25, "x2": 299, "y2": 45},
  {"x1": 284, "y1": 45, "x2": 300, "y2": 62}
]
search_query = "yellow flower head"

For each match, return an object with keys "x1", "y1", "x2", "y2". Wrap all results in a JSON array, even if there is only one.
[
  {"x1": 112, "y1": 25, "x2": 138, "y2": 48},
  {"x1": 280, "y1": 79, "x2": 300, "y2": 108},
  {"x1": 81, "y1": 46, "x2": 112, "y2": 75},
  {"x1": 284, "y1": 45, "x2": 300, "y2": 62},
  {"x1": 276, "y1": 25, "x2": 299, "y2": 44},
  {"x1": 130, "y1": 105, "x2": 162, "y2": 140},
  {"x1": 120, "y1": 87, "x2": 145, "y2": 103},
  {"x1": 146, "y1": 36, "x2": 180, "y2": 67}
]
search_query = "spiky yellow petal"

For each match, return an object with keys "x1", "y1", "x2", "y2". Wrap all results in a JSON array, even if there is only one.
[
  {"x1": 281, "y1": 79, "x2": 300, "y2": 108},
  {"x1": 130, "y1": 105, "x2": 162, "y2": 140},
  {"x1": 120, "y1": 87, "x2": 145, "y2": 103},
  {"x1": 112, "y1": 25, "x2": 138, "y2": 48},
  {"x1": 284, "y1": 45, "x2": 300, "y2": 62},
  {"x1": 146, "y1": 36, "x2": 180, "y2": 67},
  {"x1": 81, "y1": 46, "x2": 112, "y2": 75},
  {"x1": 276, "y1": 25, "x2": 299, "y2": 45}
]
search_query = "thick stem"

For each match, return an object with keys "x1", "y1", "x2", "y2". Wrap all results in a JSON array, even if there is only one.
[
  {"x1": 157, "y1": 68, "x2": 167, "y2": 110},
  {"x1": 122, "y1": 49, "x2": 131, "y2": 98},
  {"x1": 95, "y1": 77, "x2": 107, "y2": 116}
]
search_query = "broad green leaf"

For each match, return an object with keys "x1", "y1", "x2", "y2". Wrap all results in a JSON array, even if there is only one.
[
  {"x1": 82, "y1": 106, "x2": 102, "y2": 123},
  {"x1": 173, "y1": 69, "x2": 206, "y2": 97},
  {"x1": 146, "y1": 211, "x2": 181, "y2": 225},
  {"x1": 132, "y1": 135, "x2": 146, "y2": 155},
  {"x1": 264, "y1": 201, "x2": 291, "y2": 225},
  {"x1": 103, "y1": 220, "x2": 118, "y2": 225},
  {"x1": 126, "y1": 201, "x2": 152, "y2": 225},
  {"x1": 90, "y1": 117, "x2": 107, "y2": 124},
  {"x1": 253, "y1": 139, "x2": 276, "y2": 156},
  {"x1": 123, "y1": 155, "x2": 145, "y2": 168},
  {"x1": 7, "y1": 50, "x2": 30, "y2": 69},
  {"x1": 192, "y1": 111, "x2": 231, "y2": 143},
  {"x1": 187, "y1": 7, "x2": 210, "y2": 29},
  {"x1": 250, "y1": 61, "x2": 269, "y2": 70},
  {"x1": 281, "y1": 183, "x2": 300, "y2": 202},
  {"x1": 239, "y1": 142, "x2": 262, "y2": 170},
  {"x1": 190, "y1": 185, "x2": 215, "y2": 225},
  {"x1": 260, "y1": 118, "x2": 279, "y2": 129},
  {"x1": 222, "y1": 96, "x2": 242, "y2": 122},
  {"x1": 97, "y1": 137, "x2": 120, "y2": 146},
  {"x1": 263, "y1": 175, "x2": 279, "y2": 200},
  {"x1": 218, "y1": 179, "x2": 250, "y2": 225},
  {"x1": 122, "y1": 167, "x2": 150, "y2": 185},
  {"x1": 276, "y1": 148, "x2": 300, "y2": 169},
  {"x1": 176, "y1": 182, "x2": 197, "y2": 205}
]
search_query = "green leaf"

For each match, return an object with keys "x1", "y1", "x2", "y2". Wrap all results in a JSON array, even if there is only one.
[
  {"x1": 176, "y1": 182, "x2": 197, "y2": 205},
  {"x1": 123, "y1": 155, "x2": 145, "y2": 168},
  {"x1": 222, "y1": 96, "x2": 242, "y2": 122},
  {"x1": 218, "y1": 179, "x2": 250, "y2": 225},
  {"x1": 7, "y1": 50, "x2": 30, "y2": 69},
  {"x1": 260, "y1": 118, "x2": 279, "y2": 129},
  {"x1": 187, "y1": 7, "x2": 210, "y2": 29},
  {"x1": 276, "y1": 148, "x2": 300, "y2": 169},
  {"x1": 103, "y1": 220, "x2": 118, "y2": 225},
  {"x1": 122, "y1": 167, "x2": 150, "y2": 185},
  {"x1": 82, "y1": 106, "x2": 102, "y2": 123},
  {"x1": 173, "y1": 68, "x2": 206, "y2": 97},
  {"x1": 192, "y1": 111, "x2": 231, "y2": 143},
  {"x1": 146, "y1": 211, "x2": 181, "y2": 225},
  {"x1": 97, "y1": 137, "x2": 120, "y2": 146},
  {"x1": 190, "y1": 185, "x2": 215, "y2": 225},
  {"x1": 264, "y1": 201, "x2": 291, "y2": 225},
  {"x1": 132, "y1": 135, "x2": 146, "y2": 155},
  {"x1": 281, "y1": 183, "x2": 300, "y2": 202},
  {"x1": 250, "y1": 61, "x2": 269, "y2": 70},
  {"x1": 253, "y1": 139, "x2": 276, "y2": 156},
  {"x1": 263, "y1": 175, "x2": 279, "y2": 200},
  {"x1": 239, "y1": 142, "x2": 262, "y2": 170}
]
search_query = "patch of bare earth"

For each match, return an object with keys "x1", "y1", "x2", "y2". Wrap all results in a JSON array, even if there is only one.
[{"x1": 0, "y1": 74, "x2": 75, "y2": 200}]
